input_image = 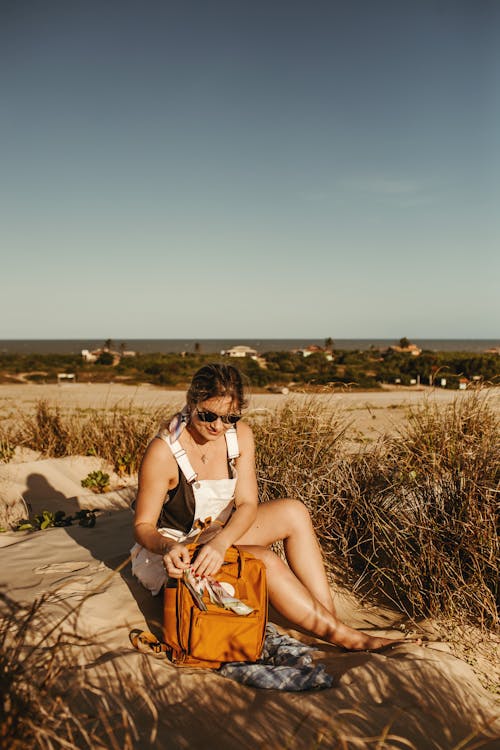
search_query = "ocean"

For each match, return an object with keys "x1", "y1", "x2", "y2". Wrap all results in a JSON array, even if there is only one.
[{"x1": 0, "y1": 339, "x2": 498, "y2": 355}]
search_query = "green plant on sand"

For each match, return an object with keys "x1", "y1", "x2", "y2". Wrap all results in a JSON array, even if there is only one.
[
  {"x1": 81, "y1": 470, "x2": 111, "y2": 494},
  {"x1": 13, "y1": 509, "x2": 97, "y2": 532}
]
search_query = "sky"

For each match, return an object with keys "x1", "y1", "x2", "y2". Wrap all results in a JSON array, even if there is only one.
[{"x1": 1, "y1": 0, "x2": 499, "y2": 340}]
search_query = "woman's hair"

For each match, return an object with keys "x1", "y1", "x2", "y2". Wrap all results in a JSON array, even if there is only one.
[{"x1": 186, "y1": 363, "x2": 248, "y2": 412}]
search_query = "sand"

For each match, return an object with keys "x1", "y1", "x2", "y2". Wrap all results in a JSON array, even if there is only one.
[{"x1": 1, "y1": 384, "x2": 499, "y2": 748}]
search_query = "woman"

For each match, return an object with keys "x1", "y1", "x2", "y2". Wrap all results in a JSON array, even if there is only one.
[{"x1": 132, "y1": 363, "x2": 407, "y2": 651}]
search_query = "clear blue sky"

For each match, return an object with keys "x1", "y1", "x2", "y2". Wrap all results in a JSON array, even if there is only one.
[{"x1": 1, "y1": 0, "x2": 499, "y2": 339}]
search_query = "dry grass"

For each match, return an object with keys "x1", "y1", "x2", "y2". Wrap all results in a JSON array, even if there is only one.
[
  {"x1": 2, "y1": 590, "x2": 497, "y2": 750},
  {"x1": 1, "y1": 392, "x2": 498, "y2": 629},
  {"x1": 0, "y1": 591, "x2": 157, "y2": 749},
  {"x1": 251, "y1": 392, "x2": 499, "y2": 630},
  {"x1": 1, "y1": 400, "x2": 167, "y2": 475}
]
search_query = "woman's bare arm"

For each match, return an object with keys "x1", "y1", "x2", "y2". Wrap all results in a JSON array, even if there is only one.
[{"x1": 133, "y1": 438, "x2": 179, "y2": 556}]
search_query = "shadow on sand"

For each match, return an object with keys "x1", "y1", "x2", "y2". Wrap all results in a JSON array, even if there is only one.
[{"x1": 59, "y1": 505, "x2": 500, "y2": 750}]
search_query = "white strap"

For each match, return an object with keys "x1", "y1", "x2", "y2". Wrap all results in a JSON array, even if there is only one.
[
  {"x1": 165, "y1": 438, "x2": 198, "y2": 484},
  {"x1": 157, "y1": 426, "x2": 239, "y2": 483},
  {"x1": 224, "y1": 427, "x2": 240, "y2": 459}
]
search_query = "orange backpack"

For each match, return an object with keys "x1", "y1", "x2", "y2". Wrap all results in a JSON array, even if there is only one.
[{"x1": 163, "y1": 545, "x2": 268, "y2": 668}]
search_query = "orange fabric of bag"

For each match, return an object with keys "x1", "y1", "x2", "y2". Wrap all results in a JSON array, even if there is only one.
[{"x1": 163, "y1": 545, "x2": 268, "y2": 668}]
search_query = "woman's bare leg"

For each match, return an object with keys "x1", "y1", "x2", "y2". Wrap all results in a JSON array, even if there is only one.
[
  {"x1": 237, "y1": 545, "x2": 397, "y2": 650},
  {"x1": 236, "y1": 499, "x2": 336, "y2": 613},
  {"x1": 235, "y1": 499, "x2": 409, "y2": 650}
]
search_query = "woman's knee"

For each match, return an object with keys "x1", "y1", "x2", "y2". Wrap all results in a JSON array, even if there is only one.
[
  {"x1": 278, "y1": 498, "x2": 312, "y2": 534},
  {"x1": 236, "y1": 498, "x2": 313, "y2": 546}
]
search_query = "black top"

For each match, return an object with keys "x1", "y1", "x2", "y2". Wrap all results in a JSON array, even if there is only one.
[{"x1": 157, "y1": 468, "x2": 196, "y2": 533}]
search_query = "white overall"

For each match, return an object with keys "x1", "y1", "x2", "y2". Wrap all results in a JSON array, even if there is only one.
[{"x1": 130, "y1": 428, "x2": 239, "y2": 595}]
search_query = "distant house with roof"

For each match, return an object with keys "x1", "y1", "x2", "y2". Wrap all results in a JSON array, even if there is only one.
[
  {"x1": 81, "y1": 349, "x2": 98, "y2": 363},
  {"x1": 221, "y1": 345, "x2": 258, "y2": 359},
  {"x1": 293, "y1": 345, "x2": 334, "y2": 362},
  {"x1": 81, "y1": 346, "x2": 136, "y2": 365},
  {"x1": 388, "y1": 343, "x2": 422, "y2": 356}
]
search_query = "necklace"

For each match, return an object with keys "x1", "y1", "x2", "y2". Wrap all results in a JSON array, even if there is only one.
[{"x1": 188, "y1": 428, "x2": 210, "y2": 464}]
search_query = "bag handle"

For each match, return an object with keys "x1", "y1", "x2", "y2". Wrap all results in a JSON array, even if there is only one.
[{"x1": 186, "y1": 523, "x2": 244, "y2": 577}]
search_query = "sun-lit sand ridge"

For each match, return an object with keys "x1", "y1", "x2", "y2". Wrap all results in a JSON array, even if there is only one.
[{"x1": 1, "y1": 383, "x2": 499, "y2": 748}]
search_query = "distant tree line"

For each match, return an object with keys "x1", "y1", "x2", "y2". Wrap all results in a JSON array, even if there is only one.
[{"x1": 0, "y1": 348, "x2": 498, "y2": 390}]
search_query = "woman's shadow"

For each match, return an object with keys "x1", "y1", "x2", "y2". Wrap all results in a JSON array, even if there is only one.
[
  {"x1": 64, "y1": 505, "x2": 164, "y2": 637},
  {"x1": 23, "y1": 473, "x2": 77, "y2": 515},
  {"x1": 24, "y1": 473, "x2": 163, "y2": 637}
]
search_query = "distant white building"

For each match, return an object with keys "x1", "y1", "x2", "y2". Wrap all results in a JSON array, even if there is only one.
[
  {"x1": 389, "y1": 344, "x2": 422, "y2": 356},
  {"x1": 81, "y1": 347, "x2": 136, "y2": 365},
  {"x1": 221, "y1": 345, "x2": 258, "y2": 358},
  {"x1": 294, "y1": 345, "x2": 333, "y2": 361}
]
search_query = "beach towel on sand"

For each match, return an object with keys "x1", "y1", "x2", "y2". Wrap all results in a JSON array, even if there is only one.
[{"x1": 219, "y1": 625, "x2": 334, "y2": 691}]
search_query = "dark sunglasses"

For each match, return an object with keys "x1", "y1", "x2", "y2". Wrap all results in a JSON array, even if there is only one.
[{"x1": 196, "y1": 409, "x2": 241, "y2": 425}]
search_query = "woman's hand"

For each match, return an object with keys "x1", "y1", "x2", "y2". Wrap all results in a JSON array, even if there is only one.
[
  {"x1": 191, "y1": 538, "x2": 228, "y2": 577},
  {"x1": 162, "y1": 543, "x2": 191, "y2": 579}
]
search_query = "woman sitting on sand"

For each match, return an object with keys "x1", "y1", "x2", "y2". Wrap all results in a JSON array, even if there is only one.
[{"x1": 132, "y1": 362, "x2": 405, "y2": 651}]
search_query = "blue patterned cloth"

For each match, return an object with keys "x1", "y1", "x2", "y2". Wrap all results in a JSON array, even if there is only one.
[{"x1": 219, "y1": 625, "x2": 334, "y2": 691}]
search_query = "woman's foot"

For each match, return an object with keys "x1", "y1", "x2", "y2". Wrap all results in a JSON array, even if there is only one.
[{"x1": 330, "y1": 623, "x2": 421, "y2": 652}]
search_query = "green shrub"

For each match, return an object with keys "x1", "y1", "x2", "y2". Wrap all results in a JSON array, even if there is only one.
[
  {"x1": 14, "y1": 509, "x2": 97, "y2": 532},
  {"x1": 81, "y1": 470, "x2": 110, "y2": 494}
]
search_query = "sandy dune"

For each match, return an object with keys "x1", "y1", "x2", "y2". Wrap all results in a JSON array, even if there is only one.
[{"x1": 1, "y1": 452, "x2": 499, "y2": 749}]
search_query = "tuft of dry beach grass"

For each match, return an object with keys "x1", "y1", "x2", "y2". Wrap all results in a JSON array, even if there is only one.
[
  {"x1": 0, "y1": 590, "x2": 159, "y2": 750},
  {"x1": 252, "y1": 390, "x2": 499, "y2": 630}
]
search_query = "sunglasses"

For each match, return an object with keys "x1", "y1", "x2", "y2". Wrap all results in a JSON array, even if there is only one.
[{"x1": 196, "y1": 409, "x2": 241, "y2": 425}]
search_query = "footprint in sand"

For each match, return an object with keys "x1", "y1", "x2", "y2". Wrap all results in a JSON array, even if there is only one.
[
  {"x1": 52, "y1": 576, "x2": 99, "y2": 598},
  {"x1": 34, "y1": 561, "x2": 109, "y2": 597},
  {"x1": 34, "y1": 562, "x2": 91, "y2": 575},
  {"x1": 34, "y1": 561, "x2": 106, "y2": 575},
  {"x1": 46, "y1": 570, "x2": 112, "y2": 601}
]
